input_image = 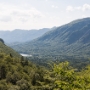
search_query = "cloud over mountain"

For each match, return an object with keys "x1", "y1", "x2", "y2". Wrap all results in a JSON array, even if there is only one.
[
  {"x1": 0, "y1": 3, "x2": 45, "y2": 23},
  {"x1": 66, "y1": 4, "x2": 90, "y2": 12}
]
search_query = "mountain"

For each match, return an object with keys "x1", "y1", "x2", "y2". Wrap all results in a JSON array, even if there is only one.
[
  {"x1": 0, "y1": 38, "x2": 20, "y2": 57},
  {"x1": 0, "y1": 28, "x2": 54, "y2": 43},
  {"x1": 10, "y1": 17, "x2": 90, "y2": 58}
]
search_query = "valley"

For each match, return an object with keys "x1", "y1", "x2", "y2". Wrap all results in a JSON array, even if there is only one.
[
  {"x1": 1, "y1": 0, "x2": 90, "y2": 89},
  {"x1": 10, "y1": 18, "x2": 90, "y2": 60},
  {"x1": 0, "y1": 40, "x2": 90, "y2": 89},
  {"x1": 0, "y1": 17, "x2": 90, "y2": 89}
]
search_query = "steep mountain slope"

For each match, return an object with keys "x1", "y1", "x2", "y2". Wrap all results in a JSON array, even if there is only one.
[
  {"x1": 11, "y1": 18, "x2": 90, "y2": 58},
  {"x1": 0, "y1": 39, "x2": 20, "y2": 57},
  {"x1": 0, "y1": 28, "x2": 54, "y2": 43}
]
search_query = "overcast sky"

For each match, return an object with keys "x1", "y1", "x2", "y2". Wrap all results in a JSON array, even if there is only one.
[{"x1": 0, "y1": 0, "x2": 90, "y2": 30}]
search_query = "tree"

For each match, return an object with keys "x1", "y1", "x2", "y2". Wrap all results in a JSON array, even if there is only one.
[
  {"x1": 0, "y1": 64, "x2": 6, "y2": 79},
  {"x1": 52, "y1": 61, "x2": 86, "y2": 89}
]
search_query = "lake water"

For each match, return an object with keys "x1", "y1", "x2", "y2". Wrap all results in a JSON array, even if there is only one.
[{"x1": 20, "y1": 53, "x2": 32, "y2": 57}]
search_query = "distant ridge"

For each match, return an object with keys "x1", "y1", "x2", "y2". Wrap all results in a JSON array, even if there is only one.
[{"x1": 0, "y1": 28, "x2": 55, "y2": 43}]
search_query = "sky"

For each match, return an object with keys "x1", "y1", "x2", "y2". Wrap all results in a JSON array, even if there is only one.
[{"x1": 0, "y1": 0, "x2": 90, "y2": 31}]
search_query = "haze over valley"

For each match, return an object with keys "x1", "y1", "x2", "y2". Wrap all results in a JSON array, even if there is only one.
[{"x1": 0, "y1": 28, "x2": 55, "y2": 43}]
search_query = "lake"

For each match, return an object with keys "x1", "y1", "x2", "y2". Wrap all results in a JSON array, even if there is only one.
[{"x1": 20, "y1": 53, "x2": 32, "y2": 57}]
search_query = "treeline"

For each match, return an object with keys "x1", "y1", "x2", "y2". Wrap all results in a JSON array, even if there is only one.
[
  {"x1": 28, "y1": 55, "x2": 90, "y2": 71},
  {"x1": 0, "y1": 53, "x2": 90, "y2": 90}
]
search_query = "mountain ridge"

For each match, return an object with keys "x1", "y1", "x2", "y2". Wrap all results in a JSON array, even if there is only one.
[
  {"x1": 10, "y1": 17, "x2": 90, "y2": 58},
  {"x1": 0, "y1": 28, "x2": 55, "y2": 43}
]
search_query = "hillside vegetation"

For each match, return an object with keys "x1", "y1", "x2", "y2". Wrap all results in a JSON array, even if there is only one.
[
  {"x1": 0, "y1": 53, "x2": 90, "y2": 90},
  {"x1": 0, "y1": 34, "x2": 90, "y2": 90},
  {"x1": 0, "y1": 39, "x2": 20, "y2": 58}
]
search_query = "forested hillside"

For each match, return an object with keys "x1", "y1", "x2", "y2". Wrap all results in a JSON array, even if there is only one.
[
  {"x1": 0, "y1": 38, "x2": 20, "y2": 57},
  {"x1": 11, "y1": 18, "x2": 90, "y2": 59},
  {"x1": 0, "y1": 53, "x2": 90, "y2": 90},
  {"x1": 0, "y1": 34, "x2": 90, "y2": 90}
]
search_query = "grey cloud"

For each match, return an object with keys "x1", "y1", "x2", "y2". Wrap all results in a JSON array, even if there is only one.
[
  {"x1": 11, "y1": 11, "x2": 31, "y2": 17},
  {"x1": 19, "y1": 17, "x2": 28, "y2": 22},
  {"x1": 66, "y1": 4, "x2": 90, "y2": 12},
  {"x1": 0, "y1": 16, "x2": 12, "y2": 22}
]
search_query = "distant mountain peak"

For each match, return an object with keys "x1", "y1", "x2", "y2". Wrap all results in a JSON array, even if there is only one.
[{"x1": 0, "y1": 28, "x2": 52, "y2": 43}]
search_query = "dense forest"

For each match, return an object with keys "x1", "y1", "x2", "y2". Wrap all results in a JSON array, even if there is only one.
[{"x1": 0, "y1": 53, "x2": 90, "y2": 90}]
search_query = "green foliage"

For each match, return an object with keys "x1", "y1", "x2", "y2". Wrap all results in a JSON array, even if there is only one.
[
  {"x1": 0, "y1": 53, "x2": 50, "y2": 89},
  {"x1": 0, "y1": 42, "x2": 20, "y2": 58},
  {"x1": 0, "y1": 53, "x2": 90, "y2": 89},
  {"x1": 16, "y1": 79, "x2": 31, "y2": 90},
  {"x1": 0, "y1": 80, "x2": 7, "y2": 90},
  {"x1": 53, "y1": 62, "x2": 81, "y2": 89}
]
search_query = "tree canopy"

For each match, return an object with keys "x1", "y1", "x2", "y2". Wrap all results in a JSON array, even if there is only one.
[{"x1": 0, "y1": 53, "x2": 90, "y2": 90}]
